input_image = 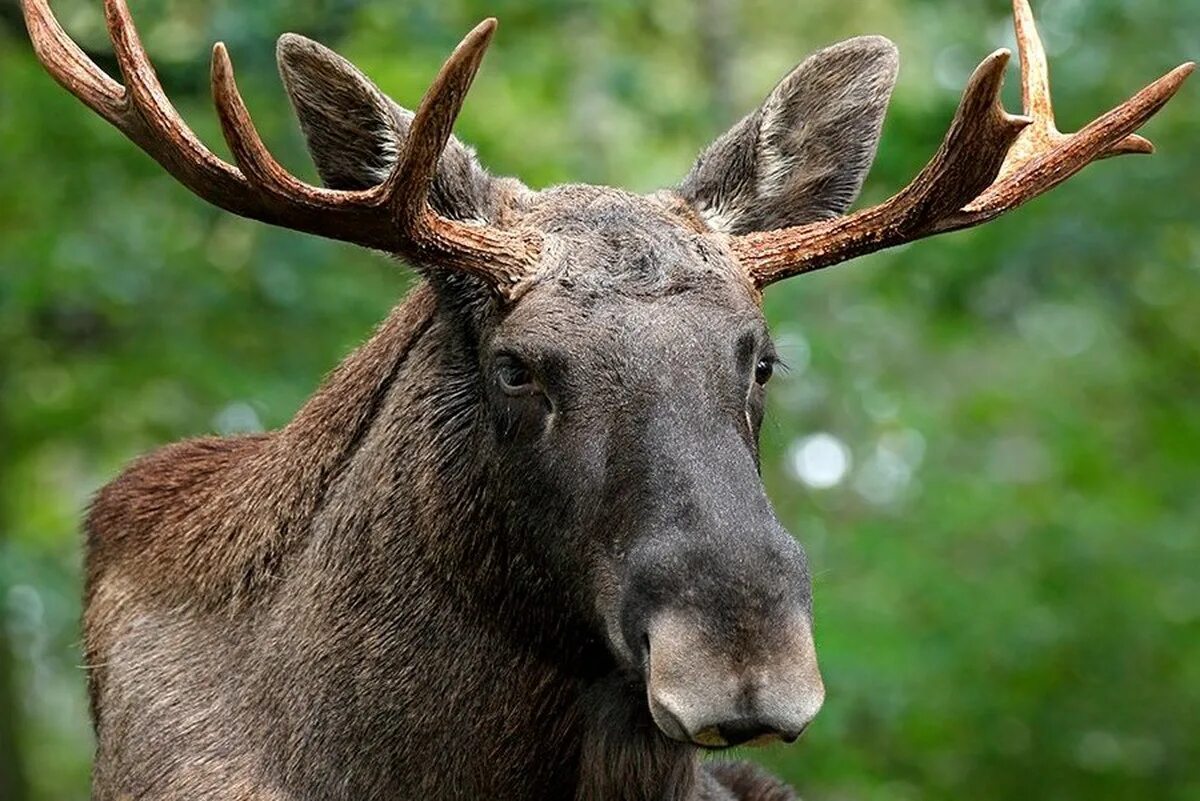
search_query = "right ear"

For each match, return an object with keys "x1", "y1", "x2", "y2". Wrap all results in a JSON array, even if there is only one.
[
  {"x1": 679, "y1": 36, "x2": 899, "y2": 235},
  {"x1": 277, "y1": 34, "x2": 514, "y2": 223}
]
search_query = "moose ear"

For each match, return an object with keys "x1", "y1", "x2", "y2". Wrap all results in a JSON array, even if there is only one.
[
  {"x1": 679, "y1": 36, "x2": 899, "y2": 235},
  {"x1": 277, "y1": 34, "x2": 503, "y2": 222}
]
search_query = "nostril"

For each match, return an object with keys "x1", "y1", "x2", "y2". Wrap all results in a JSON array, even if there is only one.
[
  {"x1": 779, "y1": 724, "x2": 808, "y2": 744},
  {"x1": 648, "y1": 694, "x2": 690, "y2": 743}
]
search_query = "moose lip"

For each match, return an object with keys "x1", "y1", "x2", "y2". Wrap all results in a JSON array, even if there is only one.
[
  {"x1": 654, "y1": 718, "x2": 794, "y2": 751},
  {"x1": 648, "y1": 688, "x2": 812, "y2": 750},
  {"x1": 648, "y1": 697, "x2": 795, "y2": 750},
  {"x1": 688, "y1": 728, "x2": 789, "y2": 750}
]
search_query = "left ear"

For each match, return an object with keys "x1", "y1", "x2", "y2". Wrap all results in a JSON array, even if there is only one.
[
  {"x1": 679, "y1": 36, "x2": 899, "y2": 235},
  {"x1": 277, "y1": 33, "x2": 512, "y2": 224}
]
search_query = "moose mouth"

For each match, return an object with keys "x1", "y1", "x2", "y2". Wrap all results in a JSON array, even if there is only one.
[{"x1": 649, "y1": 694, "x2": 804, "y2": 750}]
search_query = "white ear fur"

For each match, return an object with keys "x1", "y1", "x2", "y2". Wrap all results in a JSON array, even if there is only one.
[
  {"x1": 680, "y1": 36, "x2": 899, "y2": 235},
  {"x1": 277, "y1": 33, "x2": 401, "y2": 190}
]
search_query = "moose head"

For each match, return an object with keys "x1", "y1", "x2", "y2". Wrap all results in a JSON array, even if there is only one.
[{"x1": 24, "y1": 0, "x2": 1192, "y2": 780}]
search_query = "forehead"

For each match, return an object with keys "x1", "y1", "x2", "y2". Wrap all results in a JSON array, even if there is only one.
[
  {"x1": 497, "y1": 186, "x2": 765, "y2": 357},
  {"x1": 517, "y1": 185, "x2": 756, "y2": 302}
]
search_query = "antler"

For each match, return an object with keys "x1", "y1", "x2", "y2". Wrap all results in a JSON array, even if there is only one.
[
  {"x1": 734, "y1": 0, "x2": 1194, "y2": 287},
  {"x1": 21, "y1": 0, "x2": 541, "y2": 297}
]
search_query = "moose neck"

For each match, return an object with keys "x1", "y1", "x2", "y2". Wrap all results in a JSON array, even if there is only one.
[{"x1": 279, "y1": 282, "x2": 580, "y2": 648}]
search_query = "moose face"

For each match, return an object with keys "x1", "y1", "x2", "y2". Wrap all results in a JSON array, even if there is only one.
[{"x1": 272, "y1": 30, "x2": 901, "y2": 749}]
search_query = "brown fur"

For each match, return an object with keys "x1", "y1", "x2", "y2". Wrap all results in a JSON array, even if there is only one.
[{"x1": 83, "y1": 286, "x2": 437, "y2": 736}]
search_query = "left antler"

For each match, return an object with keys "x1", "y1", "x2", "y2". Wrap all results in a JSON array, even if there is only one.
[
  {"x1": 734, "y1": 0, "x2": 1194, "y2": 288},
  {"x1": 22, "y1": 0, "x2": 543, "y2": 297}
]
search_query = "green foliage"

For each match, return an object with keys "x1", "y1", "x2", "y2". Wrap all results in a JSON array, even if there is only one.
[{"x1": 1, "y1": 1, "x2": 1197, "y2": 799}]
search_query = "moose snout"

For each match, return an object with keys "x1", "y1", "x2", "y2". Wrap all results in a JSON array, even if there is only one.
[{"x1": 644, "y1": 608, "x2": 824, "y2": 748}]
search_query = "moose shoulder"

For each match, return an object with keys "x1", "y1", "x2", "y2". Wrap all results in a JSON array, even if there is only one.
[{"x1": 22, "y1": 0, "x2": 1190, "y2": 799}]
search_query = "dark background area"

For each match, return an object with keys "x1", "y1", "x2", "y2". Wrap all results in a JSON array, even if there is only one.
[{"x1": 1, "y1": 1, "x2": 1197, "y2": 799}]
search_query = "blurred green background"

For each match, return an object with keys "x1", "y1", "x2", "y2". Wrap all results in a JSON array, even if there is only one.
[{"x1": 1, "y1": 0, "x2": 1197, "y2": 799}]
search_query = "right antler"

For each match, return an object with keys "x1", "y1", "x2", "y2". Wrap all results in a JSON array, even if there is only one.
[
  {"x1": 735, "y1": 0, "x2": 1194, "y2": 288},
  {"x1": 22, "y1": 0, "x2": 542, "y2": 298}
]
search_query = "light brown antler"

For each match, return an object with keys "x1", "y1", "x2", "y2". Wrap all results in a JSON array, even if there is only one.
[
  {"x1": 734, "y1": 0, "x2": 1194, "y2": 287},
  {"x1": 21, "y1": 0, "x2": 541, "y2": 297}
]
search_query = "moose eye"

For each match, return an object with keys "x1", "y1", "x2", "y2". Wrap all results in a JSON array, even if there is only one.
[
  {"x1": 496, "y1": 354, "x2": 538, "y2": 395},
  {"x1": 754, "y1": 358, "x2": 775, "y2": 386}
]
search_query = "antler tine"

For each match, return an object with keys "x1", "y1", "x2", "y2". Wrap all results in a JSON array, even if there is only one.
[
  {"x1": 383, "y1": 19, "x2": 498, "y2": 230},
  {"x1": 22, "y1": 0, "x2": 296, "y2": 222},
  {"x1": 374, "y1": 18, "x2": 544, "y2": 291},
  {"x1": 105, "y1": 0, "x2": 173, "y2": 121},
  {"x1": 888, "y1": 50, "x2": 1029, "y2": 228},
  {"x1": 368, "y1": 19, "x2": 544, "y2": 293},
  {"x1": 100, "y1": 0, "x2": 258, "y2": 214},
  {"x1": 959, "y1": 61, "x2": 1194, "y2": 226},
  {"x1": 1013, "y1": 0, "x2": 1052, "y2": 124},
  {"x1": 1013, "y1": 0, "x2": 1150, "y2": 158},
  {"x1": 22, "y1": 0, "x2": 123, "y2": 120},
  {"x1": 736, "y1": 0, "x2": 1193, "y2": 289},
  {"x1": 954, "y1": 0, "x2": 1194, "y2": 225},
  {"x1": 208, "y1": 44, "x2": 390, "y2": 243},
  {"x1": 1007, "y1": 0, "x2": 1152, "y2": 169}
]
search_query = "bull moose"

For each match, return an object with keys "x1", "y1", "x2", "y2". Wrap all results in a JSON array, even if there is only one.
[{"x1": 21, "y1": 0, "x2": 1192, "y2": 798}]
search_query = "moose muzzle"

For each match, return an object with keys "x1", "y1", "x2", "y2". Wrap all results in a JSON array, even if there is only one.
[
  {"x1": 643, "y1": 607, "x2": 824, "y2": 748},
  {"x1": 610, "y1": 404, "x2": 826, "y2": 748}
]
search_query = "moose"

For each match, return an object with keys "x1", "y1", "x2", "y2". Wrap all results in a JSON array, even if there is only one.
[{"x1": 22, "y1": 0, "x2": 1191, "y2": 798}]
